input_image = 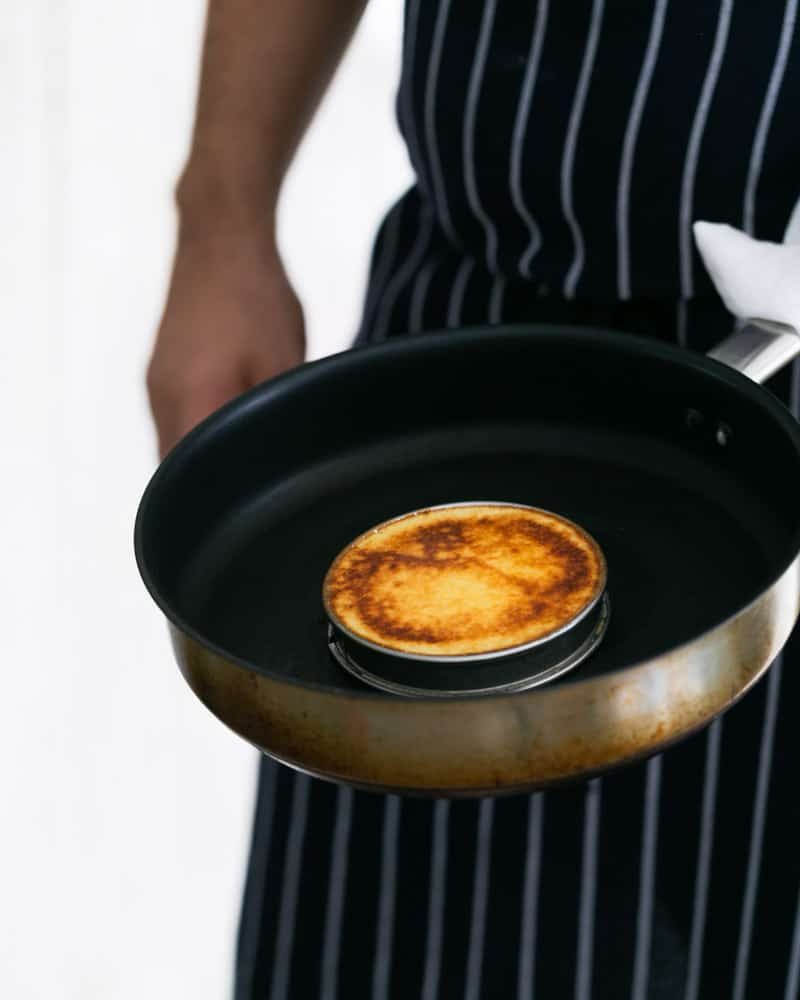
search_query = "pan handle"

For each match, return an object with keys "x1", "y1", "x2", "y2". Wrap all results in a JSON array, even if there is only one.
[{"x1": 708, "y1": 320, "x2": 800, "y2": 384}]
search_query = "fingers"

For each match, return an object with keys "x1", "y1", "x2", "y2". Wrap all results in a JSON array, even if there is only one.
[
  {"x1": 147, "y1": 366, "x2": 246, "y2": 459},
  {"x1": 144, "y1": 249, "x2": 306, "y2": 459},
  {"x1": 247, "y1": 348, "x2": 303, "y2": 388},
  {"x1": 246, "y1": 302, "x2": 306, "y2": 387}
]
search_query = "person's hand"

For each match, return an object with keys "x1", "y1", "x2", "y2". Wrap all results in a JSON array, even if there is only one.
[{"x1": 147, "y1": 230, "x2": 305, "y2": 458}]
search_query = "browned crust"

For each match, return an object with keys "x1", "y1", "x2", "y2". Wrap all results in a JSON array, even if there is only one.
[{"x1": 323, "y1": 504, "x2": 605, "y2": 657}]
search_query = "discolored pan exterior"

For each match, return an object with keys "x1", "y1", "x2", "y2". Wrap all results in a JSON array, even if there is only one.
[{"x1": 171, "y1": 553, "x2": 800, "y2": 797}]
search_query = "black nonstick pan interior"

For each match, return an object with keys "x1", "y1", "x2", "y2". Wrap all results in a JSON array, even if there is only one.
[{"x1": 137, "y1": 326, "x2": 800, "y2": 698}]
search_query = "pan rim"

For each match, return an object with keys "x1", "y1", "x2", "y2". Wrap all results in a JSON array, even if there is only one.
[{"x1": 134, "y1": 323, "x2": 800, "y2": 701}]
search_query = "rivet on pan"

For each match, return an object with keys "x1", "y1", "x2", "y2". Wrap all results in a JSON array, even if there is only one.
[
  {"x1": 685, "y1": 407, "x2": 705, "y2": 431},
  {"x1": 716, "y1": 422, "x2": 732, "y2": 446}
]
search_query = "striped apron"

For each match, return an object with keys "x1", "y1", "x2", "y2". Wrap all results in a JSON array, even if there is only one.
[{"x1": 236, "y1": 3, "x2": 800, "y2": 997}]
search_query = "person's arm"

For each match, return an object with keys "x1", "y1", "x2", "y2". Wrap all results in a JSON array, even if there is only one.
[{"x1": 147, "y1": 0, "x2": 368, "y2": 457}]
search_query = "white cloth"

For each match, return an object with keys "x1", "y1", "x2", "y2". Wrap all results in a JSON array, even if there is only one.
[{"x1": 693, "y1": 213, "x2": 800, "y2": 331}]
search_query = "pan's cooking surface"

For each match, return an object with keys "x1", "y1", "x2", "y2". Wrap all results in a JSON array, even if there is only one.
[{"x1": 178, "y1": 422, "x2": 778, "y2": 695}]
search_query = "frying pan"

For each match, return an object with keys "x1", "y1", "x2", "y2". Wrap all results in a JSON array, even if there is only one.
[{"x1": 134, "y1": 321, "x2": 800, "y2": 796}]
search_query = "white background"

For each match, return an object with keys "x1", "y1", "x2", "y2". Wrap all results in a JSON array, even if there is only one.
[{"x1": 0, "y1": 2, "x2": 411, "y2": 996}]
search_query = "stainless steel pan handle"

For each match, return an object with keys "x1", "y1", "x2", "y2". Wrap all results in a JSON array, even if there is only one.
[{"x1": 708, "y1": 319, "x2": 800, "y2": 384}]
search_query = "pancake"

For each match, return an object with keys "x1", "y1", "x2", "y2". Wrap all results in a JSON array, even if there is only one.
[{"x1": 323, "y1": 503, "x2": 606, "y2": 658}]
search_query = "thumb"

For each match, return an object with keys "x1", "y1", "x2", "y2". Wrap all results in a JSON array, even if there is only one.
[
  {"x1": 247, "y1": 341, "x2": 305, "y2": 388},
  {"x1": 156, "y1": 375, "x2": 246, "y2": 459}
]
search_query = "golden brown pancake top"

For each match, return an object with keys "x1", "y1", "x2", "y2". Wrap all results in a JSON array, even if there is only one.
[{"x1": 324, "y1": 504, "x2": 605, "y2": 657}]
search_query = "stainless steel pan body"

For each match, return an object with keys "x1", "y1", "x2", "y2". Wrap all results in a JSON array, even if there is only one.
[{"x1": 135, "y1": 323, "x2": 800, "y2": 795}]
